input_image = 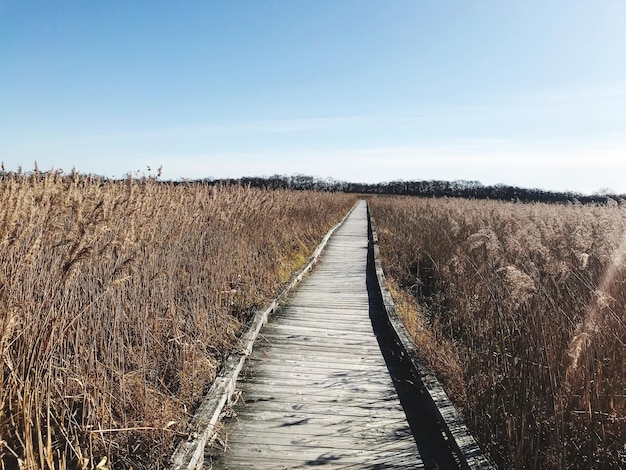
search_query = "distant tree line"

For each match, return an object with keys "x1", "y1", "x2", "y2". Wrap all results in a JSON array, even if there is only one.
[
  {"x1": 204, "y1": 174, "x2": 624, "y2": 205},
  {"x1": 4, "y1": 165, "x2": 622, "y2": 205}
]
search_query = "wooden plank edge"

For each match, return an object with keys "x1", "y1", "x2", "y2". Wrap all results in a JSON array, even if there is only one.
[
  {"x1": 366, "y1": 202, "x2": 495, "y2": 470},
  {"x1": 169, "y1": 200, "x2": 361, "y2": 470}
]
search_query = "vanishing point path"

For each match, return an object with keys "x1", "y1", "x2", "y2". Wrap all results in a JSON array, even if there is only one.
[{"x1": 206, "y1": 201, "x2": 425, "y2": 469}]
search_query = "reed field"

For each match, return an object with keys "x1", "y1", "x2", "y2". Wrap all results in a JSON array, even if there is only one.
[
  {"x1": 369, "y1": 195, "x2": 626, "y2": 468},
  {"x1": 0, "y1": 168, "x2": 355, "y2": 469}
]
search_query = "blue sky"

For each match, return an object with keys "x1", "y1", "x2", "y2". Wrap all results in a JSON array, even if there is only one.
[{"x1": 2, "y1": 1, "x2": 626, "y2": 194}]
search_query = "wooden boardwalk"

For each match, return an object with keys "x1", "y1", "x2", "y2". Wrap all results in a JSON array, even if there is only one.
[{"x1": 206, "y1": 201, "x2": 423, "y2": 469}]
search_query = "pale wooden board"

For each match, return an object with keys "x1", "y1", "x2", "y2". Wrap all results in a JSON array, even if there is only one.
[
  {"x1": 264, "y1": 325, "x2": 378, "y2": 339},
  {"x1": 241, "y1": 358, "x2": 394, "y2": 373},
  {"x1": 267, "y1": 317, "x2": 375, "y2": 330},
  {"x1": 240, "y1": 382, "x2": 398, "y2": 396},
  {"x1": 236, "y1": 388, "x2": 402, "y2": 407},
  {"x1": 207, "y1": 447, "x2": 421, "y2": 469},
  {"x1": 221, "y1": 434, "x2": 416, "y2": 453},
  {"x1": 206, "y1": 452, "x2": 422, "y2": 470},
  {"x1": 250, "y1": 347, "x2": 384, "y2": 361},
  {"x1": 237, "y1": 388, "x2": 405, "y2": 407},
  {"x1": 223, "y1": 418, "x2": 414, "y2": 441},
  {"x1": 255, "y1": 334, "x2": 381, "y2": 348},
  {"x1": 241, "y1": 364, "x2": 399, "y2": 379},
  {"x1": 207, "y1": 201, "x2": 422, "y2": 469},
  {"x1": 248, "y1": 347, "x2": 386, "y2": 363},
  {"x1": 233, "y1": 398, "x2": 406, "y2": 418}
]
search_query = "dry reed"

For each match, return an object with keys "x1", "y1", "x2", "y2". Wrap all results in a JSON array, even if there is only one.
[
  {"x1": 0, "y1": 168, "x2": 355, "y2": 469},
  {"x1": 370, "y1": 195, "x2": 626, "y2": 469}
]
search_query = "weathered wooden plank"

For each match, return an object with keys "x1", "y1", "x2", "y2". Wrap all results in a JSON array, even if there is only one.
[
  {"x1": 222, "y1": 433, "x2": 416, "y2": 453},
  {"x1": 248, "y1": 345, "x2": 385, "y2": 361},
  {"x1": 241, "y1": 385, "x2": 400, "y2": 401},
  {"x1": 234, "y1": 398, "x2": 406, "y2": 417},
  {"x1": 256, "y1": 333, "x2": 379, "y2": 346},
  {"x1": 224, "y1": 416, "x2": 413, "y2": 437},
  {"x1": 251, "y1": 348, "x2": 384, "y2": 362},
  {"x1": 244, "y1": 360, "x2": 396, "y2": 374},
  {"x1": 254, "y1": 339, "x2": 381, "y2": 352},
  {"x1": 206, "y1": 456, "x2": 421, "y2": 470},
  {"x1": 275, "y1": 304, "x2": 372, "y2": 314},
  {"x1": 240, "y1": 371, "x2": 398, "y2": 388},
  {"x1": 227, "y1": 412, "x2": 412, "y2": 430},
  {"x1": 237, "y1": 390, "x2": 405, "y2": 408},
  {"x1": 241, "y1": 367, "x2": 396, "y2": 381},
  {"x1": 267, "y1": 322, "x2": 374, "y2": 334},
  {"x1": 207, "y1": 446, "x2": 424, "y2": 470},
  {"x1": 241, "y1": 372, "x2": 397, "y2": 388},
  {"x1": 267, "y1": 317, "x2": 375, "y2": 330},
  {"x1": 237, "y1": 385, "x2": 399, "y2": 402},
  {"x1": 264, "y1": 325, "x2": 377, "y2": 338},
  {"x1": 209, "y1": 443, "x2": 420, "y2": 461},
  {"x1": 237, "y1": 391, "x2": 402, "y2": 409},
  {"x1": 205, "y1": 455, "x2": 419, "y2": 470},
  {"x1": 241, "y1": 358, "x2": 394, "y2": 373}
]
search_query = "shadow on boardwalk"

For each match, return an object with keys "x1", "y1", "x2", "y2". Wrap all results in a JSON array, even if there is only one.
[{"x1": 366, "y1": 228, "x2": 462, "y2": 470}]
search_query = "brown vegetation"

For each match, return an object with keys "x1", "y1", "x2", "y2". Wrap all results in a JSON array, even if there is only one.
[
  {"x1": 370, "y1": 196, "x2": 626, "y2": 468},
  {"x1": 0, "y1": 168, "x2": 355, "y2": 469}
]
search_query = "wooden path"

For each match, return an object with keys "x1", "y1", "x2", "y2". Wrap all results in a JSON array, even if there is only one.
[{"x1": 206, "y1": 201, "x2": 423, "y2": 469}]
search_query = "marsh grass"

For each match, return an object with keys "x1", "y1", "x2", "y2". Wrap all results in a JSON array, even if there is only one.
[
  {"x1": 370, "y1": 196, "x2": 626, "y2": 469},
  {"x1": 0, "y1": 168, "x2": 355, "y2": 469}
]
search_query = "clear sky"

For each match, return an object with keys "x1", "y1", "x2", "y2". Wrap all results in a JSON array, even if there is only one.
[{"x1": 2, "y1": 1, "x2": 626, "y2": 194}]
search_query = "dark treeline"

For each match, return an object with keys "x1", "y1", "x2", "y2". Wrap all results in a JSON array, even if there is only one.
[
  {"x1": 6, "y1": 167, "x2": 623, "y2": 204},
  {"x1": 205, "y1": 174, "x2": 624, "y2": 205}
]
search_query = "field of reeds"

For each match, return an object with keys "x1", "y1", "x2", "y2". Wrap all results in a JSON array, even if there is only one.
[
  {"x1": 369, "y1": 196, "x2": 626, "y2": 469},
  {"x1": 0, "y1": 168, "x2": 355, "y2": 469}
]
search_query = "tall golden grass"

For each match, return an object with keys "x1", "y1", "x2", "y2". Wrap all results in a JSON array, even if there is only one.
[
  {"x1": 370, "y1": 195, "x2": 626, "y2": 469},
  {"x1": 0, "y1": 168, "x2": 355, "y2": 469}
]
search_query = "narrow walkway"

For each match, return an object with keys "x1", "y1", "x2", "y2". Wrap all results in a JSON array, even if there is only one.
[{"x1": 206, "y1": 201, "x2": 422, "y2": 469}]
